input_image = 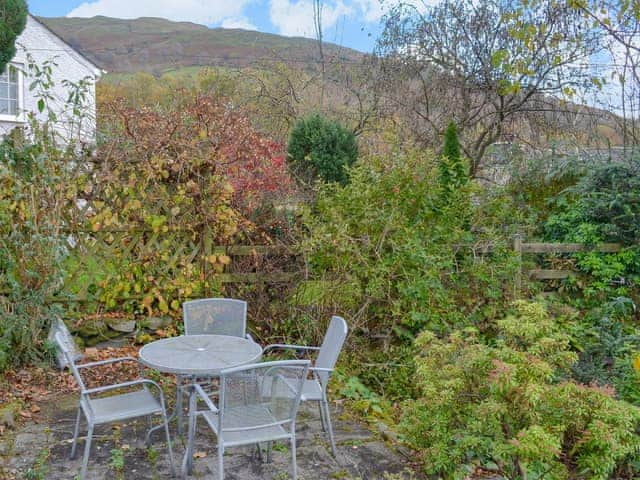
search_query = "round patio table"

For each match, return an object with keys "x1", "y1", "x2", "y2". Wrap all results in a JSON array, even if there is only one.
[
  {"x1": 138, "y1": 334, "x2": 262, "y2": 456},
  {"x1": 139, "y1": 334, "x2": 262, "y2": 376}
]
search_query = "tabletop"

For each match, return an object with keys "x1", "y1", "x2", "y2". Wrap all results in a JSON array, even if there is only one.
[{"x1": 138, "y1": 334, "x2": 263, "y2": 376}]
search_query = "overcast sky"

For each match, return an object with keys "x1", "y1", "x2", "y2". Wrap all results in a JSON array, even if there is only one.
[{"x1": 26, "y1": 0, "x2": 434, "y2": 52}]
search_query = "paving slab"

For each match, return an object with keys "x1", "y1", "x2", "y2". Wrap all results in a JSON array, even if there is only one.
[{"x1": 0, "y1": 393, "x2": 418, "y2": 480}]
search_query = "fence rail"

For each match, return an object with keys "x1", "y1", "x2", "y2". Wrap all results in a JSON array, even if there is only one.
[
  {"x1": 513, "y1": 234, "x2": 625, "y2": 290},
  {"x1": 1, "y1": 228, "x2": 629, "y2": 304}
]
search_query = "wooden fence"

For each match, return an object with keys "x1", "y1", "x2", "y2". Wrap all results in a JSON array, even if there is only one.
[
  {"x1": 57, "y1": 228, "x2": 300, "y2": 303},
  {"x1": 513, "y1": 233, "x2": 623, "y2": 291},
  {"x1": 2, "y1": 227, "x2": 628, "y2": 304}
]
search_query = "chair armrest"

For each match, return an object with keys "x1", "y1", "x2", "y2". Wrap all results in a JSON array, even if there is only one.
[
  {"x1": 262, "y1": 344, "x2": 321, "y2": 355},
  {"x1": 309, "y1": 367, "x2": 333, "y2": 373},
  {"x1": 76, "y1": 356, "x2": 141, "y2": 369},
  {"x1": 192, "y1": 383, "x2": 218, "y2": 414},
  {"x1": 84, "y1": 378, "x2": 163, "y2": 397}
]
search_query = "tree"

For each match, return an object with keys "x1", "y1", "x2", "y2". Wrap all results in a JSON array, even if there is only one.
[
  {"x1": 566, "y1": 0, "x2": 640, "y2": 148},
  {"x1": 0, "y1": 0, "x2": 28, "y2": 74},
  {"x1": 376, "y1": 0, "x2": 600, "y2": 177}
]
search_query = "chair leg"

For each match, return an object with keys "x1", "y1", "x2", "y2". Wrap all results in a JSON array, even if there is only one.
[
  {"x1": 322, "y1": 396, "x2": 337, "y2": 457},
  {"x1": 162, "y1": 410, "x2": 176, "y2": 477},
  {"x1": 318, "y1": 401, "x2": 327, "y2": 432},
  {"x1": 80, "y1": 423, "x2": 94, "y2": 480},
  {"x1": 70, "y1": 407, "x2": 82, "y2": 460},
  {"x1": 291, "y1": 434, "x2": 297, "y2": 480},
  {"x1": 185, "y1": 390, "x2": 198, "y2": 476},
  {"x1": 217, "y1": 444, "x2": 224, "y2": 480}
]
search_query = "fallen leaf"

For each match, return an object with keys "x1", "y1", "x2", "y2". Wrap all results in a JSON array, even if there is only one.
[
  {"x1": 85, "y1": 347, "x2": 98, "y2": 357},
  {"x1": 19, "y1": 411, "x2": 32, "y2": 419},
  {"x1": 193, "y1": 451, "x2": 208, "y2": 459},
  {"x1": 30, "y1": 405, "x2": 41, "y2": 413}
]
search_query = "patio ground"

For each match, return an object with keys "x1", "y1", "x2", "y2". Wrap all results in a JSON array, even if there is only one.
[{"x1": 0, "y1": 392, "x2": 419, "y2": 480}]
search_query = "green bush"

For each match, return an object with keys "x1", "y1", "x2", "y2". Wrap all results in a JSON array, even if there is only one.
[
  {"x1": 569, "y1": 297, "x2": 640, "y2": 405},
  {"x1": 402, "y1": 300, "x2": 640, "y2": 479},
  {"x1": 544, "y1": 162, "x2": 640, "y2": 302},
  {"x1": 287, "y1": 113, "x2": 358, "y2": 185},
  {"x1": 0, "y1": 130, "x2": 78, "y2": 370},
  {"x1": 304, "y1": 149, "x2": 518, "y2": 337},
  {"x1": 439, "y1": 120, "x2": 467, "y2": 194}
]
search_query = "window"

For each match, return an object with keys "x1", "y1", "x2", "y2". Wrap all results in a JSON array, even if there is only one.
[{"x1": 0, "y1": 65, "x2": 21, "y2": 118}]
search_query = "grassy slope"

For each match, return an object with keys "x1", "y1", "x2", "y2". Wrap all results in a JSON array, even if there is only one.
[{"x1": 39, "y1": 16, "x2": 363, "y2": 74}]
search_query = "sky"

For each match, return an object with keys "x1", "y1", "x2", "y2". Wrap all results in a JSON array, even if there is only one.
[{"x1": 25, "y1": 0, "x2": 431, "y2": 53}]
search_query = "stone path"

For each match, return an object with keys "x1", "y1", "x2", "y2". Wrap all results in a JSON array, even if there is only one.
[{"x1": 0, "y1": 394, "x2": 418, "y2": 480}]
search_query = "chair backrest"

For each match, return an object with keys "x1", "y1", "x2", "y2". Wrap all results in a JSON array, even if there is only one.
[
  {"x1": 183, "y1": 298, "x2": 247, "y2": 337},
  {"x1": 315, "y1": 316, "x2": 348, "y2": 386},
  {"x1": 48, "y1": 317, "x2": 82, "y2": 369},
  {"x1": 53, "y1": 331, "x2": 87, "y2": 393},
  {"x1": 218, "y1": 360, "x2": 310, "y2": 435}
]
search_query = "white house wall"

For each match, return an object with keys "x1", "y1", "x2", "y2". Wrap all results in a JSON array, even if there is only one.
[{"x1": 0, "y1": 16, "x2": 102, "y2": 144}]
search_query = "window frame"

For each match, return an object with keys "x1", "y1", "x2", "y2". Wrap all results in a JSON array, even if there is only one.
[{"x1": 0, "y1": 63, "x2": 25, "y2": 123}]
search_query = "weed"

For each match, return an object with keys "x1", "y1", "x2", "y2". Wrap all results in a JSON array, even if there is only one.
[{"x1": 23, "y1": 447, "x2": 50, "y2": 480}]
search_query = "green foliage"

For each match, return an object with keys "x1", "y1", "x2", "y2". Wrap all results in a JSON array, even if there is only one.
[
  {"x1": 544, "y1": 163, "x2": 640, "y2": 301},
  {"x1": 0, "y1": 130, "x2": 79, "y2": 371},
  {"x1": 304, "y1": 149, "x2": 518, "y2": 337},
  {"x1": 439, "y1": 120, "x2": 467, "y2": 193},
  {"x1": 287, "y1": 113, "x2": 358, "y2": 185},
  {"x1": 569, "y1": 297, "x2": 640, "y2": 405},
  {"x1": 0, "y1": 0, "x2": 27, "y2": 74},
  {"x1": 402, "y1": 300, "x2": 640, "y2": 479},
  {"x1": 546, "y1": 163, "x2": 640, "y2": 245},
  {"x1": 339, "y1": 375, "x2": 386, "y2": 417},
  {"x1": 0, "y1": 60, "x2": 98, "y2": 371}
]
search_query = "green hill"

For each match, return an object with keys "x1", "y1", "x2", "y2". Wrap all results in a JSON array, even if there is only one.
[{"x1": 39, "y1": 16, "x2": 363, "y2": 74}]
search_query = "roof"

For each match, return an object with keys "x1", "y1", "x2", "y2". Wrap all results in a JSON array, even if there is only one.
[{"x1": 28, "y1": 14, "x2": 105, "y2": 77}]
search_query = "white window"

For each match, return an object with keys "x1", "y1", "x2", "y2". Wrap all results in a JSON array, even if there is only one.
[{"x1": 0, "y1": 64, "x2": 23, "y2": 122}]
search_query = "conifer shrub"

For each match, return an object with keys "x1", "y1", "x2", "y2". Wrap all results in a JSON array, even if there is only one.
[
  {"x1": 439, "y1": 120, "x2": 468, "y2": 194},
  {"x1": 287, "y1": 113, "x2": 358, "y2": 185}
]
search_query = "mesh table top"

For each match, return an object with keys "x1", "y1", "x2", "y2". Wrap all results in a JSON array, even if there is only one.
[{"x1": 138, "y1": 335, "x2": 263, "y2": 375}]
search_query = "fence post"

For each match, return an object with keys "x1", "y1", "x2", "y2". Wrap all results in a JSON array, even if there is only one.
[{"x1": 514, "y1": 233, "x2": 523, "y2": 298}]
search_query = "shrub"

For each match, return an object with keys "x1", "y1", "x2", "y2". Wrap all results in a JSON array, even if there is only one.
[
  {"x1": 544, "y1": 162, "x2": 640, "y2": 302},
  {"x1": 303, "y1": 149, "x2": 518, "y2": 337},
  {"x1": 402, "y1": 300, "x2": 640, "y2": 479},
  {"x1": 87, "y1": 95, "x2": 296, "y2": 314},
  {"x1": 439, "y1": 120, "x2": 467, "y2": 193},
  {"x1": 0, "y1": 129, "x2": 80, "y2": 370},
  {"x1": 546, "y1": 163, "x2": 640, "y2": 246},
  {"x1": 287, "y1": 113, "x2": 358, "y2": 185}
]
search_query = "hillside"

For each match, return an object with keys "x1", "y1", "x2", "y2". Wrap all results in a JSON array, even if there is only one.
[{"x1": 39, "y1": 16, "x2": 363, "y2": 74}]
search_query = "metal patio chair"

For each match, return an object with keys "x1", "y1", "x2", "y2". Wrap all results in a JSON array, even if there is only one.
[
  {"x1": 177, "y1": 298, "x2": 254, "y2": 432},
  {"x1": 53, "y1": 332, "x2": 176, "y2": 479},
  {"x1": 183, "y1": 360, "x2": 310, "y2": 480},
  {"x1": 182, "y1": 298, "x2": 250, "y2": 338},
  {"x1": 263, "y1": 315, "x2": 348, "y2": 456}
]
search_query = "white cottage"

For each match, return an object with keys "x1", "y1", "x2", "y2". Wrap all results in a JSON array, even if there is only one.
[{"x1": 0, "y1": 15, "x2": 103, "y2": 143}]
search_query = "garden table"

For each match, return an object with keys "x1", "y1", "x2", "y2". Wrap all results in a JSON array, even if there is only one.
[
  {"x1": 139, "y1": 334, "x2": 262, "y2": 377},
  {"x1": 138, "y1": 334, "x2": 262, "y2": 468}
]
